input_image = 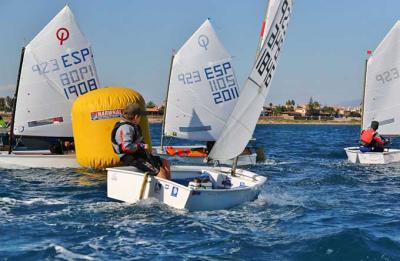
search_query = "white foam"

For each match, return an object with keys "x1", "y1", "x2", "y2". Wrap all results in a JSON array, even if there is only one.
[
  {"x1": 0, "y1": 197, "x2": 17, "y2": 205},
  {"x1": 265, "y1": 191, "x2": 304, "y2": 207},
  {"x1": 53, "y1": 244, "x2": 94, "y2": 261},
  {"x1": 22, "y1": 197, "x2": 67, "y2": 205},
  {"x1": 248, "y1": 191, "x2": 269, "y2": 207},
  {"x1": 0, "y1": 196, "x2": 68, "y2": 206}
]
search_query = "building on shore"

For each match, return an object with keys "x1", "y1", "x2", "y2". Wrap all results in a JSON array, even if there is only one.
[
  {"x1": 146, "y1": 107, "x2": 162, "y2": 116},
  {"x1": 260, "y1": 103, "x2": 361, "y2": 120}
]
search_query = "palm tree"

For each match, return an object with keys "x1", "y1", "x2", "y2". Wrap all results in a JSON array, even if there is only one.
[
  {"x1": 146, "y1": 101, "x2": 156, "y2": 108},
  {"x1": 0, "y1": 98, "x2": 5, "y2": 111},
  {"x1": 5, "y1": 96, "x2": 14, "y2": 112}
]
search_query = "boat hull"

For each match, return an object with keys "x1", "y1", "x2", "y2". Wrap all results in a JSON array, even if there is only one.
[
  {"x1": 153, "y1": 146, "x2": 257, "y2": 166},
  {"x1": 107, "y1": 165, "x2": 266, "y2": 211},
  {"x1": 0, "y1": 151, "x2": 80, "y2": 169},
  {"x1": 344, "y1": 147, "x2": 400, "y2": 164}
]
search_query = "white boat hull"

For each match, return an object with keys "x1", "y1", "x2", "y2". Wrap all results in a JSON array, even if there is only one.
[
  {"x1": 153, "y1": 146, "x2": 257, "y2": 166},
  {"x1": 344, "y1": 147, "x2": 400, "y2": 164},
  {"x1": 0, "y1": 151, "x2": 80, "y2": 169},
  {"x1": 107, "y1": 165, "x2": 266, "y2": 211}
]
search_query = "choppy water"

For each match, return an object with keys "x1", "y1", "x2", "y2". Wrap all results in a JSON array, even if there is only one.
[{"x1": 1, "y1": 124, "x2": 400, "y2": 260}]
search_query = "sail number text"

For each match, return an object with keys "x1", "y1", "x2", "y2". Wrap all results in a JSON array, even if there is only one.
[
  {"x1": 255, "y1": 0, "x2": 291, "y2": 89},
  {"x1": 205, "y1": 62, "x2": 239, "y2": 104},
  {"x1": 376, "y1": 67, "x2": 399, "y2": 84},
  {"x1": 177, "y1": 71, "x2": 201, "y2": 84},
  {"x1": 30, "y1": 47, "x2": 98, "y2": 99}
]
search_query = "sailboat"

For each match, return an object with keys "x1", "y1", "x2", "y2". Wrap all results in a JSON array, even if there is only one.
[
  {"x1": 345, "y1": 21, "x2": 400, "y2": 164},
  {"x1": 107, "y1": 0, "x2": 294, "y2": 211},
  {"x1": 152, "y1": 19, "x2": 258, "y2": 166},
  {"x1": 0, "y1": 5, "x2": 100, "y2": 168}
]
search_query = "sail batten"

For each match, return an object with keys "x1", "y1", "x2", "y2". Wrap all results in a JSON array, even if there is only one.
[
  {"x1": 164, "y1": 19, "x2": 241, "y2": 141},
  {"x1": 363, "y1": 21, "x2": 400, "y2": 136},
  {"x1": 13, "y1": 5, "x2": 100, "y2": 137},
  {"x1": 209, "y1": 0, "x2": 294, "y2": 161}
]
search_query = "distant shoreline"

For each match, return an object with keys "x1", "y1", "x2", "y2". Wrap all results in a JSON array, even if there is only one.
[
  {"x1": 147, "y1": 116, "x2": 360, "y2": 125},
  {"x1": 0, "y1": 114, "x2": 360, "y2": 126}
]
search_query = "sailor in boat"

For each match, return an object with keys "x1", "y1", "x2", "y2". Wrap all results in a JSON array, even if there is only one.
[
  {"x1": 205, "y1": 140, "x2": 253, "y2": 157},
  {"x1": 0, "y1": 116, "x2": 8, "y2": 148},
  {"x1": 112, "y1": 103, "x2": 171, "y2": 180},
  {"x1": 0, "y1": 116, "x2": 7, "y2": 128},
  {"x1": 360, "y1": 121, "x2": 388, "y2": 152},
  {"x1": 206, "y1": 141, "x2": 215, "y2": 154},
  {"x1": 49, "y1": 139, "x2": 75, "y2": 154}
]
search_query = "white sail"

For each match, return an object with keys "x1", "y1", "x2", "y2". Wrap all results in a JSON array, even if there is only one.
[
  {"x1": 258, "y1": 0, "x2": 281, "y2": 52},
  {"x1": 164, "y1": 19, "x2": 241, "y2": 141},
  {"x1": 14, "y1": 5, "x2": 100, "y2": 137},
  {"x1": 209, "y1": 0, "x2": 294, "y2": 160},
  {"x1": 363, "y1": 21, "x2": 400, "y2": 136}
]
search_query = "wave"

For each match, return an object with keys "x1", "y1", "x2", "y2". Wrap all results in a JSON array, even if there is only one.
[
  {"x1": 261, "y1": 190, "x2": 304, "y2": 207},
  {"x1": 0, "y1": 196, "x2": 67, "y2": 206},
  {"x1": 292, "y1": 228, "x2": 400, "y2": 260},
  {"x1": 53, "y1": 244, "x2": 95, "y2": 261}
]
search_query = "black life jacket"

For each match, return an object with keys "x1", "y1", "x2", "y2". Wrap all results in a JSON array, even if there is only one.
[{"x1": 111, "y1": 121, "x2": 142, "y2": 154}]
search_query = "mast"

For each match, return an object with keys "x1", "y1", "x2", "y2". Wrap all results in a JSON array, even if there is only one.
[
  {"x1": 208, "y1": 0, "x2": 294, "y2": 162},
  {"x1": 255, "y1": 1, "x2": 271, "y2": 59},
  {"x1": 360, "y1": 51, "x2": 371, "y2": 130},
  {"x1": 160, "y1": 50, "x2": 175, "y2": 149},
  {"x1": 230, "y1": 156, "x2": 239, "y2": 176},
  {"x1": 8, "y1": 47, "x2": 25, "y2": 154}
]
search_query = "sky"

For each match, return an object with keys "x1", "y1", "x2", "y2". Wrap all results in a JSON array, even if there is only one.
[{"x1": 0, "y1": 0, "x2": 399, "y2": 106}]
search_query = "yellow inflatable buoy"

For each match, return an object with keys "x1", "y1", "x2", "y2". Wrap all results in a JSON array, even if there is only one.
[{"x1": 72, "y1": 86, "x2": 151, "y2": 168}]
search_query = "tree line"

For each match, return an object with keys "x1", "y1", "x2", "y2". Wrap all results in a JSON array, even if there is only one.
[
  {"x1": 0, "y1": 96, "x2": 15, "y2": 112},
  {"x1": 146, "y1": 98, "x2": 361, "y2": 118},
  {"x1": 267, "y1": 97, "x2": 361, "y2": 117}
]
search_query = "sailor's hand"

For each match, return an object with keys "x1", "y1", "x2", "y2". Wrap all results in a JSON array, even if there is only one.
[{"x1": 143, "y1": 144, "x2": 150, "y2": 151}]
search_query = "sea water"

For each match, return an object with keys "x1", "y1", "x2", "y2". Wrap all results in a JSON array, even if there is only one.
[{"x1": 0, "y1": 124, "x2": 399, "y2": 260}]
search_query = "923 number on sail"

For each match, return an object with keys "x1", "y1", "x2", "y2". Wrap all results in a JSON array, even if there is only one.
[{"x1": 376, "y1": 67, "x2": 400, "y2": 84}]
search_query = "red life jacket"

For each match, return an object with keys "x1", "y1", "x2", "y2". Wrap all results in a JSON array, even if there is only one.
[{"x1": 360, "y1": 128, "x2": 376, "y2": 145}]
